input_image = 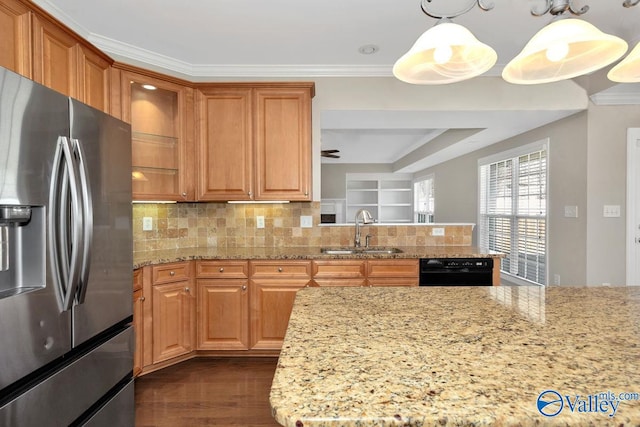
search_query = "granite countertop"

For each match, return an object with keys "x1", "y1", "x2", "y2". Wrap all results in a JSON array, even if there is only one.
[
  {"x1": 133, "y1": 246, "x2": 503, "y2": 269},
  {"x1": 270, "y1": 286, "x2": 640, "y2": 426}
]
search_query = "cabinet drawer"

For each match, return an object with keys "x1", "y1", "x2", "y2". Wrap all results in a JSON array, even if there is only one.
[
  {"x1": 313, "y1": 278, "x2": 366, "y2": 287},
  {"x1": 196, "y1": 260, "x2": 249, "y2": 278},
  {"x1": 133, "y1": 269, "x2": 143, "y2": 292},
  {"x1": 367, "y1": 278, "x2": 419, "y2": 287},
  {"x1": 366, "y1": 259, "x2": 419, "y2": 278},
  {"x1": 152, "y1": 262, "x2": 190, "y2": 284},
  {"x1": 313, "y1": 260, "x2": 366, "y2": 278},
  {"x1": 250, "y1": 261, "x2": 311, "y2": 278}
]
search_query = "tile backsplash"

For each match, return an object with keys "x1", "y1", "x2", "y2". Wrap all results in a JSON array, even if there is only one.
[{"x1": 132, "y1": 202, "x2": 473, "y2": 253}]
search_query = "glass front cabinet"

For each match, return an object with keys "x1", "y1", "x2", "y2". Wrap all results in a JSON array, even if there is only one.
[{"x1": 120, "y1": 70, "x2": 194, "y2": 201}]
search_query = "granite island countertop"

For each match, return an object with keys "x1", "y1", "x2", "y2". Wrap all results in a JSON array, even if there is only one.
[
  {"x1": 269, "y1": 286, "x2": 640, "y2": 426},
  {"x1": 133, "y1": 246, "x2": 503, "y2": 269}
]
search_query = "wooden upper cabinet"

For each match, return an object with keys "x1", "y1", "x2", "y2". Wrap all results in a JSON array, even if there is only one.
[
  {"x1": 77, "y1": 44, "x2": 110, "y2": 112},
  {"x1": 119, "y1": 68, "x2": 195, "y2": 201},
  {"x1": 254, "y1": 87, "x2": 312, "y2": 201},
  {"x1": 32, "y1": 14, "x2": 77, "y2": 98},
  {"x1": 30, "y1": 11, "x2": 111, "y2": 113},
  {"x1": 196, "y1": 87, "x2": 253, "y2": 201},
  {"x1": 196, "y1": 83, "x2": 314, "y2": 202},
  {"x1": 0, "y1": 0, "x2": 32, "y2": 78}
]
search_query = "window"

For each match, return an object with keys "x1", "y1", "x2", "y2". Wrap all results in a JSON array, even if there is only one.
[
  {"x1": 478, "y1": 141, "x2": 548, "y2": 285},
  {"x1": 414, "y1": 174, "x2": 434, "y2": 223}
]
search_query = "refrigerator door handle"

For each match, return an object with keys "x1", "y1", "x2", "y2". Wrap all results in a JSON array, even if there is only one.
[
  {"x1": 72, "y1": 138, "x2": 93, "y2": 304},
  {"x1": 49, "y1": 136, "x2": 85, "y2": 312}
]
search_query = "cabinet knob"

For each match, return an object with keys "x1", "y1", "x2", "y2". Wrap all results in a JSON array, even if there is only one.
[
  {"x1": 219, "y1": 267, "x2": 224, "y2": 273},
  {"x1": 248, "y1": 191, "x2": 253, "y2": 197},
  {"x1": 140, "y1": 296, "x2": 146, "y2": 302},
  {"x1": 278, "y1": 267, "x2": 283, "y2": 273},
  {"x1": 242, "y1": 285, "x2": 247, "y2": 291},
  {"x1": 170, "y1": 271, "x2": 175, "y2": 276},
  {"x1": 181, "y1": 192, "x2": 187, "y2": 197},
  {"x1": 184, "y1": 287, "x2": 190, "y2": 293},
  {"x1": 304, "y1": 191, "x2": 308, "y2": 196}
]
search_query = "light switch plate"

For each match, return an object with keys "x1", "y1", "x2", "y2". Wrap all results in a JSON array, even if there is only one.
[
  {"x1": 142, "y1": 217, "x2": 153, "y2": 231},
  {"x1": 432, "y1": 227, "x2": 445, "y2": 236},
  {"x1": 300, "y1": 215, "x2": 313, "y2": 228},
  {"x1": 564, "y1": 205, "x2": 578, "y2": 218},
  {"x1": 256, "y1": 216, "x2": 265, "y2": 229},
  {"x1": 603, "y1": 205, "x2": 621, "y2": 218}
]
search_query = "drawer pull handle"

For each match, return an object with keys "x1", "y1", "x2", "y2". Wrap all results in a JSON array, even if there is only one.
[
  {"x1": 219, "y1": 267, "x2": 224, "y2": 273},
  {"x1": 278, "y1": 267, "x2": 283, "y2": 272},
  {"x1": 170, "y1": 271, "x2": 175, "y2": 276}
]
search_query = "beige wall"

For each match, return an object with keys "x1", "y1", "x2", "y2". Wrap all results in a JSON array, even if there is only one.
[
  {"x1": 416, "y1": 103, "x2": 640, "y2": 286},
  {"x1": 586, "y1": 104, "x2": 640, "y2": 285}
]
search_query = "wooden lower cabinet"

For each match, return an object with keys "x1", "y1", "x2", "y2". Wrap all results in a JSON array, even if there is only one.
[
  {"x1": 133, "y1": 288, "x2": 144, "y2": 377},
  {"x1": 151, "y1": 280, "x2": 195, "y2": 363},
  {"x1": 366, "y1": 259, "x2": 419, "y2": 287},
  {"x1": 249, "y1": 260, "x2": 311, "y2": 350},
  {"x1": 197, "y1": 278, "x2": 249, "y2": 350},
  {"x1": 312, "y1": 259, "x2": 366, "y2": 287},
  {"x1": 250, "y1": 278, "x2": 309, "y2": 350}
]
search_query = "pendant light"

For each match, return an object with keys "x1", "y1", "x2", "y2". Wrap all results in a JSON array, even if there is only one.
[
  {"x1": 503, "y1": 0, "x2": 628, "y2": 85},
  {"x1": 607, "y1": 0, "x2": 640, "y2": 82},
  {"x1": 393, "y1": 0, "x2": 497, "y2": 85}
]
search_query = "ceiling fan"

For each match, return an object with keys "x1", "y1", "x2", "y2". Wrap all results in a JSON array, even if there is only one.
[{"x1": 321, "y1": 149, "x2": 340, "y2": 159}]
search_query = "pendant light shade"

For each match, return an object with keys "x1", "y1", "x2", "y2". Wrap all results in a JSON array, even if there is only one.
[
  {"x1": 608, "y1": 42, "x2": 640, "y2": 83},
  {"x1": 503, "y1": 18, "x2": 628, "y2": 84},
  {"x1": 393, "y1": 20, "x2": 497, "y2": 85}
]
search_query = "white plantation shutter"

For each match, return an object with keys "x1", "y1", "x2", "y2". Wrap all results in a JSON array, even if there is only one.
[{"x1": 479, "y1": 142, "x2": 547, "y2": 285}]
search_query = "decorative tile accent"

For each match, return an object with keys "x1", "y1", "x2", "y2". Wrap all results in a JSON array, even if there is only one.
[{"x1": 132, "y1": 202, "x2": 473, "y2": 253}]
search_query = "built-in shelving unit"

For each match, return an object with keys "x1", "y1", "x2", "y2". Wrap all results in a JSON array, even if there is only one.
[{"x1": 345, "y1": 173, "x2": 414, "y2": 223}]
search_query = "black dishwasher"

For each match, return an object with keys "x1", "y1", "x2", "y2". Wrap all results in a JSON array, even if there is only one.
[{"x1": 419, "y1": 258, "x2": 493, "y2": 286}]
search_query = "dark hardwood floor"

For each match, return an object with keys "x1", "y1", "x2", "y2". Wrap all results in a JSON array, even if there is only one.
[{"x1": 135, "y1": 358, "x2": 282, "y2": 427}]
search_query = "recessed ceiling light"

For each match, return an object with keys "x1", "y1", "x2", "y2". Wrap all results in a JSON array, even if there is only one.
[
  {"x1": 358, "y1": 44, "x2": 379, "y2": 55},
  {"x1": 142, "y1": 84, "x2": 157, "y2": 90}
]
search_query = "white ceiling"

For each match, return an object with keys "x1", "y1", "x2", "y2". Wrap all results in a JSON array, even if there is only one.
[{"x1": 33, "y1": 0, "x2": 640, "y2": 169}]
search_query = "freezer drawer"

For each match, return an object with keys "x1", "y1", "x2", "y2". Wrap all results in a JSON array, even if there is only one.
[
  {"x1": 0, "y1": 327, "x2": 133, "y2": 427},
  {"x1": 80, "y1": 378, "x2": 134, "y2": 427}
]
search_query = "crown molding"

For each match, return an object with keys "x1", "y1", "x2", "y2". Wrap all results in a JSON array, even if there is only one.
[{"x1": 590, "y1": 89, "x2": 640, "y2": 105}]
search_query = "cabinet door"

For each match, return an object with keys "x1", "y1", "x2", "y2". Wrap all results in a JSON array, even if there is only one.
[
  {"x1": 0, "y1": 0, "x2": 31, "y2": 77},
  {"x1": 133, "y1": 288, "x2": 144, "y2": 377},
  {"x1": 32, "y1": 14, "x2": 78, "y2": 98},
  {"x1": 197, "y1": 279, "x2": 249, "y2": 350},
  {"x1": 77, "y1": 45, "x2": 110, "y2": 113},
  {"x1": 254, "y1": 88, "x2": 311, "y2": 201},
  {"x1": 121, "y1": 70, "x2": 194, "y2": 201},
  {"x1": 250, "y1": 279, "x2": 308, "y2": 350},
  {"x1": 151, "y1": 281, "x2": 194, "y2": 363},
  {"x1": 196, "y1": 87, "x2": 253, "y2": 201}
]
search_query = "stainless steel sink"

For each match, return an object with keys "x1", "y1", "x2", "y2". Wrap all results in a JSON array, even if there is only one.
[{"x1": 320, "y1": 247, "x2": 403, "y2": 255}]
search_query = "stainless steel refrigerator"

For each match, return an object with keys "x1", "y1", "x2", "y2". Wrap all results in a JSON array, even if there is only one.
[{"x1": 0, "y1": 67, "x2": 134, "y2": 426}]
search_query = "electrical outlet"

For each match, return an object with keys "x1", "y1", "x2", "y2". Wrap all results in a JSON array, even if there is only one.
[
  {"x1": 432, "y1": 227, "x2": 445, "y2": 236},
  {"x1": 554, "y1": 274, "x2": 560, "y2": 285},
  {"x1": 142, "y1": 217, "x2": 153, "y2": 231},
  {"x1": 256, "y1": 216, "x2": 265, "y2": 229},
  {"x1": 300, "y1": 215, "x2": 313, "y2": 228}
]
